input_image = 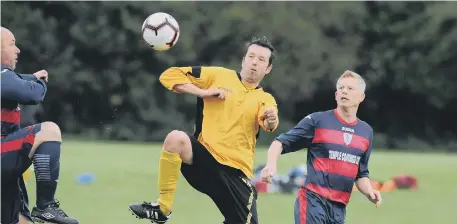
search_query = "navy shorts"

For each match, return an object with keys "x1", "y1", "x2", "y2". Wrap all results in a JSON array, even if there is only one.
[
  {"x1": 294, "y1": 188, "x2": 346, "y2": 224},
  {"x1": 1, "y1": 124, "x2": 41, "y2": 224}
]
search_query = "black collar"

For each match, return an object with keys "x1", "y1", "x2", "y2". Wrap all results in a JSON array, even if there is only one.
[{"x1": 237, "y1": 72, "x2": 262, "y2": 89}]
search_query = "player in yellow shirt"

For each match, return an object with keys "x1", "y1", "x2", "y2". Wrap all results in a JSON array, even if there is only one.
[{"x1": 128, "y1": 36, "x2": 279, "y2": 224}]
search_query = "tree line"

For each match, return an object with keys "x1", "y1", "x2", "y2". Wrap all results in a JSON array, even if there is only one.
[{"x1": 2, "y1": 1, "x2": 456, "y2": 151}]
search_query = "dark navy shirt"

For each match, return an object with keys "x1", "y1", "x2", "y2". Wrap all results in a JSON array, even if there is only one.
[
  {"x1": 1, "y1": 66, "x2": 47, "y2": 136},
  {"x1": 276, "y1": 109, "x2": 373, "y2": 205}
]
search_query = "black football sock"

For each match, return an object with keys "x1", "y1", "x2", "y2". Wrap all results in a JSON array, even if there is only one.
[{"x1": 33, "y1": 141, "x2": 61, "y2": 209}]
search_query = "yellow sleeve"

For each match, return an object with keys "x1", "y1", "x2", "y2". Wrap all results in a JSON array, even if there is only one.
[
  {"x1": 159, "y1": 66, "x2": 221, "y2": 92},
  {"x1": 258, "y1": 93, "x2": 279, "y2": 132}
]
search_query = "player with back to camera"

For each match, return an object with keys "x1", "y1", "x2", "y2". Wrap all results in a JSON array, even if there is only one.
[
  {"x1": 1, "y1": 27, "x2": 79, "y2": 224},
  {"x1": 128, "y1": 36, "x2": 280, "y2": 224},
  {"x1": 260, "y1": 71, "x2": 382, "y2": 224}
]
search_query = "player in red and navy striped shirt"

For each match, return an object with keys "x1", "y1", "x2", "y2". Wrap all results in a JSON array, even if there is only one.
[
  {"x1": 261, "y1": 71, "x2": 382, "y2": 224},
  {"x1": 1, "y1": 26, "x2": 79, "y2": 224}
]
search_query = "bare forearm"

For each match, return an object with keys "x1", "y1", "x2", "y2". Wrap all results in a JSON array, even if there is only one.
[
  {"x1": 356, "y1": 177, "x2": 373, "y2": 196},
  {"x1": 173, "y1": 83, "x2": 205, "y2": 97},
  {"x1": 266, "y1": 140, "x2": 283, "y2": 166}
]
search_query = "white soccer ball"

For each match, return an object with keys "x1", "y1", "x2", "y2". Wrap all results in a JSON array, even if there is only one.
[{"x1": 141, "y1": 12, "x2": 180, "y2": 51}]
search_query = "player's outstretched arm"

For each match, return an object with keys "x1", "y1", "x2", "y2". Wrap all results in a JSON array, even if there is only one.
[
  {"x1": 276, "y1": 114, "x2": 316, "y2": 154},
  {"x1": 1, "y1": 69, "x2": 47, "y2": 105},
  {"x1": 159, "y1": 66, "x2": 226, "y2": 99},
  {"x1": 260, "y1": 114, "x2": 316, "y2": 183},
  {"x1": 260, "y1": 140, "x2": 283, "y2": 184}
]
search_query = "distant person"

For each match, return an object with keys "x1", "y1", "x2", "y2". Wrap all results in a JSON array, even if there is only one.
[
  {"x1": 1, "y1": 26, "x2": 79, "y2": 224},
  {"x1": 260, "y1": 71, "x2": 382, "y2": 224},
  {"x1": 128, "y1": 36, "x2": 279, "y2": 224}
]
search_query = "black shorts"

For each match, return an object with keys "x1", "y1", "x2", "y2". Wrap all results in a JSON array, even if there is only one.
[
  {"x1": 181, "y1": 134, "x2": 258, "y2": 224},
  {"x1": 1, "y1": 124, "x2": 41, "y2": 224}
]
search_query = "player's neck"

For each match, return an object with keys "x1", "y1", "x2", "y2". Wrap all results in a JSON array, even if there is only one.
[
  {"x1": 336, "y1": 106, "x2": 358, "y2": 124},
  {"x1": 1, "y1": 64, "x2": 13, "y2": 70},
  {"x1": 239, "y1": 72, "x2": 260, "y2": 89},
  {"x1": 242, "y1": 79, "x2": 259, "y2": 89}
]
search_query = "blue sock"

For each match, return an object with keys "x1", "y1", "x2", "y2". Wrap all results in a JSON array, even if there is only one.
[{"x1": 33, "y1": 141, "x2": 61, "y2": 209}]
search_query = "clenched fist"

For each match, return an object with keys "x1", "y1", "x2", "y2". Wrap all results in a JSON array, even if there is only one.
[
  {"x1": 33, "y1": 70, "x2": 48, "y2": 82},
  {"x1": 262, "y1": 108, "x2": 278, "y2": 129},
  {"x1": 260, "y1": 164, "x2": 277, "y2": 184}
]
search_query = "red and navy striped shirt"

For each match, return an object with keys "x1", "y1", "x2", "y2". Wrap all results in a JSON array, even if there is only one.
[
  {"x1": 1, "y1": 66, "x2": 47, "y2": 136},
  {"x1": 275, "y1": 109, "x2": 373, "y2": 205}
]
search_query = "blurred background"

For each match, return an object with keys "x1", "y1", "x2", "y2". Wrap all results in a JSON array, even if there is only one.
[{"x1": 2, "y1": 1, "x2": 457, "y2": 224}]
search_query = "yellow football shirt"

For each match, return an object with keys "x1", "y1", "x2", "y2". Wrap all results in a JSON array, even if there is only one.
[{"x1": 160, "y1": 66, "x2": 279, "y2": 178}]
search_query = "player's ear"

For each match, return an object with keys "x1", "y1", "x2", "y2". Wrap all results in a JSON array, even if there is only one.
[
  {"x1": 266, "y1": 64, "x2": 273, "y2": 75},
  {"x1": 360, "y1": 93, "x2": 366, "y2": 103}
]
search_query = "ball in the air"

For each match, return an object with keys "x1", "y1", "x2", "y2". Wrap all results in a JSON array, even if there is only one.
[{"x1": 141, "y1": 12, "x2": 180, "y2": 51}]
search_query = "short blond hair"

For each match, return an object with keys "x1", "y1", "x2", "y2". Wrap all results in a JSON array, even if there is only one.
[{"x1": 336, "y1": 70, "x2": 366, "y2": 93}]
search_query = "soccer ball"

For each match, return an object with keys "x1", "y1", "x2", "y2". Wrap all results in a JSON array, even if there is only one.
[{"x1": 141, "y1": 12, "x2": 180, "y2": 51}]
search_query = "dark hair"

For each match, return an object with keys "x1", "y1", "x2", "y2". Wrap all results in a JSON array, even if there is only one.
[{"x1": 245, "y1": 36, "x2": 276, "y2": 65}]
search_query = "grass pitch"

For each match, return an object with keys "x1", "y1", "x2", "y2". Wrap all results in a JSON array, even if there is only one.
[{"x1": 24, "y1": 140, "x2": 457, "y2": 224}]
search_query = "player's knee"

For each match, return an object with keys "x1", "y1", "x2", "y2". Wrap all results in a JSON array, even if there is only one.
[
  {"x1": 39, "y1": 121, "x2": 62, "y2": 142},
  {"x1": 163, "y1": 130, "x2": 189, "y2": 154}
]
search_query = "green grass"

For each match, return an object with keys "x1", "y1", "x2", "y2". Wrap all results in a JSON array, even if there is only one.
[{"x1": 24, "y1": 140, "x2": 457, "y2": 224}]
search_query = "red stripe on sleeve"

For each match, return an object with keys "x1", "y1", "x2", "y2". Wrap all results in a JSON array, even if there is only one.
[{"x1": 312, "y1": 128, "x2": 369, "y2": 152}]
